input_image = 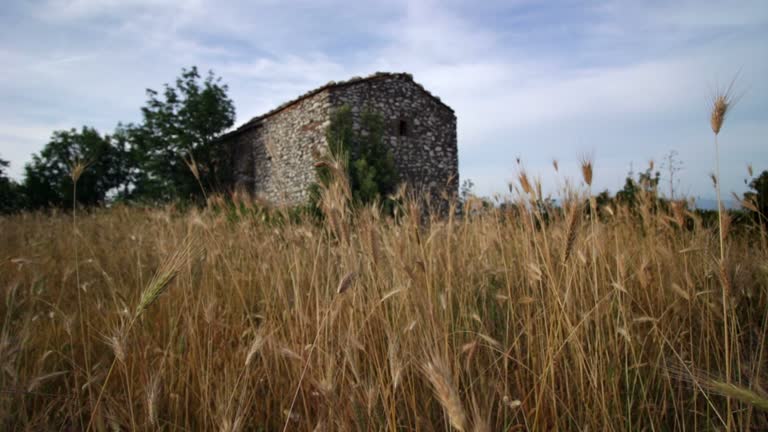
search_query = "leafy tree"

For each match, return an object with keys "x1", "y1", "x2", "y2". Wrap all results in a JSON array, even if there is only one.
[
  {"x1": 615, "y1": 164, "x2": 661, "y2": 207},
  {"x1": 132, "y1": 66, "x2": 235, "y2": 202},
  {"x1": 460, "y1": 178, "x2": 475, "y2": 202},
  {"x1": 23, "y1": 127, "x2": 122, "y2": 208},
  {"x1": 0, "y1": 157, "x2": 24, "y2": 213},
  {"x1": 312, "y1": 105, "x2": 399, "y2": 211},
  {"x1": 109, "y1": 122, "x2": 146, "y2": 201},
  {"x1": 594, "y1": 190, "x2": 612, "y2": 207},
  {"x1": 744, "y1": 170, "x2": 768, "y2": 219},
  {"x1": 352, "y1": 109, "x2": 398, "y2": 204}
]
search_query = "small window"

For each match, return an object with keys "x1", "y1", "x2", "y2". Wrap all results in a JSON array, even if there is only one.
[{"x1": 398, "y1": 119, "x2": 409, "y2": 137}]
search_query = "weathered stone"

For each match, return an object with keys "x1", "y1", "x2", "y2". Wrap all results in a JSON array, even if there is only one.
[{"x1": 222, "y1": 72, "x2": 458, "y2": 206}]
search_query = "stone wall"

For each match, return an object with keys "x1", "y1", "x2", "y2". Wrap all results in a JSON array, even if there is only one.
[
  {"x1": 225, "y1": 73, "x2": 458, "y2": 206},
  {"x1": 330, "y1": 74, "x2": 458, "y2": 203},
  {"x1": 229, "y1": 89, "x2": 332, "y2": 204}
]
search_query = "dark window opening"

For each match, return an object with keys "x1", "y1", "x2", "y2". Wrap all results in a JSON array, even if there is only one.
[{"x1": 398, "y1": 119, "x2": 409, "y2": 137}]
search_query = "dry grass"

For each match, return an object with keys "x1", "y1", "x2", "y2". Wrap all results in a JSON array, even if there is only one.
[{"x1": 1, "y1": 173, "x2": 767, "y2": 431}]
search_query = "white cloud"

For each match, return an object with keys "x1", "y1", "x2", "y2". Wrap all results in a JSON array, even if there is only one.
[
  {"x1": 0, "y1": 122, "x2": 74, "y2": 178},
  {"x1": 39, "y1": 0, "x2": 204, "y2": 21},
  {"x1": 0, "y1": 0, "x2": 766, "y2": 199}
]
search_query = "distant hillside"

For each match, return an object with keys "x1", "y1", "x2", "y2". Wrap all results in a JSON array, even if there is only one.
[{"x1": 692, "y1": 197, "x2": 740, "y2": 210}]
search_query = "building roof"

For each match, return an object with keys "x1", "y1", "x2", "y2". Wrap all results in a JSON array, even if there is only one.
[{"x1": 220, "y1": 72, "x2": 453, "y2": 140}]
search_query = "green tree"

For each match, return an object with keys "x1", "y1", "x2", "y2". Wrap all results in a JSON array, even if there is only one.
[
  {"x1": 351, "y1": 109, "x2": 398, "y2": 204},
  {"x1": 23, "y1": 127, "x2": 122, "y2": 208},
  {"x1": 109, "y1": 122, "x2": 145, "y2": 201},
  {"x1": 132, "y1": 66, "x2": 235, "y2": 202},
  {"x1": 744, "y1": 170, "x2": 768, "y2": 219},
  {"x1": 460, "y1": 178, "x2": 475, "y2": 202},
  {"x1": 0, "y1": 157, "x2": 24, "y2": 213},
  {"x1": 615, "y1": 164, "x2": 661, "y2": 207},
  {"x1": 311, "y1": 105, "x2": 399, "y2": 211}
]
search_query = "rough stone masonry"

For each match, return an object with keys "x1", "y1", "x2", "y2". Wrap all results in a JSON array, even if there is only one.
[{"x1": 221, "y1": 72, "x2": 458, "y2": 206}]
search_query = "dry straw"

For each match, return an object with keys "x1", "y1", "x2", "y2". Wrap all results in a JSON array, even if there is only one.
[
  {"x1": 668, "y1": 364, "x2": 768, "y2": 412},
  {"x1": 562, "y1": 203, "x2": 580, "y2": 263},
  {"x1": 146, "y1": 374, "x2": 161, "y2": 427},
  {"x1": 336, "y1": 271, "x2": 357, "y2": 294},
  {"x1": 244, "y1": 334, "x2": 265, "y2": 367},
  {"x1": 710, "y1": 77, "x2": 738, "y2": 136},
  {"x1": 135, "y1": 235, "x2": 203, "y2": 318},
  {"x1": 709, "y1": 73, "x2": 741, "y2": 432},
  {"x1": 579, "y1": 154, "x2": 593, "y2": 187},
  {"x1": 708, "y1": 381, "x2": 768, "y2": 411},
  {"x1": 69, "y1": 159, "x2": 89, "y2": 183},
  {"x1": 104, "y1": 333, "x2": 127, "y2": 365},
  {"x1": 518, "y1": 170, "x2": 533, "y2": 196},
  {"x1": 423, "y1": 356, "x2": 468, "y2": 431},
  {"x1": 88, "y1": 236, "x2": 203, "y2": 432}
]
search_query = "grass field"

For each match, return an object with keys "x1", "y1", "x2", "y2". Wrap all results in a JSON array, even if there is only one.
[{"x1": 1, "y1": 167, "x2": 767, "y2": 431}]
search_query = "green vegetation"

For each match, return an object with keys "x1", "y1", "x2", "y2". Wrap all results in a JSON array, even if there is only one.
[
  {"x1": 744, "y1": 169, "x2": 768, "y2": 223},
  {"x1": 0, "y1": 66, "x2": 234, "y2": 211},
  {"x1": 129, "y1": 66, "x2": 235, "y2": 202},
  {"x1": 22, "y1": 127, "x2": 125, "y2": 208},
  {"x1": 0, "y1": 158, "x2": 24, "y2": 213},
  {"x1": 310, "y1": 105, "x2": 399, "y2": 213}
]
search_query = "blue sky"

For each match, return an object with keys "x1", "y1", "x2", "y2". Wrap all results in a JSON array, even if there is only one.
[{"x1": 1, "y1": 0, "x2": 766, "y2": 200}]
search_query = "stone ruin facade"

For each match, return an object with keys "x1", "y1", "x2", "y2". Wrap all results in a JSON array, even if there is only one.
[{"x1": 221, "y1": 72, "x2": 458, "y2": 206}]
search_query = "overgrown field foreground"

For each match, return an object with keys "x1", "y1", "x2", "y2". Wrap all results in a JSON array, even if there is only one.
[{"x1": 1, "y1": 196, "x2": 767, "y2": 430}]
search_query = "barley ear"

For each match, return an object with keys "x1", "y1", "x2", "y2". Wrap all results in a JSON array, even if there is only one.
[
  {"x1": 562, "y1": 203, "x2": 580, "y2": 263},
  {"x1": 135, "y1": 236, "x2": 202, "y2": 318},
  {"x1": 423, "y1": 357, "x2": 468, "y2": 431},
  {"x1": 710, "y1": 75, "x2": 740, "y2": 135},
  {"x1": 336, "y1": 271, "x2": 357, "y2": 294},
  {"x1": 579, "y1": 154, "x2": 593, "y2": 187},
  {"x1": 709, "y1": 381, "x2": 768, "y2": 411},
  {"x1": 518, "y1": 170, "x2": 533, "y2": 196}
]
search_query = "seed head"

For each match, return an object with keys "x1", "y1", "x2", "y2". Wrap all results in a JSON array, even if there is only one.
[
  {"x1": 710, "y1": 75, "x2": 740, "y2": 135},
  {"x1": 69, "y1": 159, "x2": 90, "y2": 183},
  {"x1": 105, "y1": 332, "x2": 126, "y2": 364},
  {"x1": 245, "y1": 334, "x2": 265, "y2": 367},
  {"x1": 562, "y1": 203, "x2": 580, "y2": 263},
  {"x1": 423, "y1": 357, "x2": 468, "y2": 431},
  {"x1": 518, "y1": 170, "x2": 533, "y2": 196},
  {"x1": 336, "y1": 271, "x2": 357, "y2": 294},
  {"x1": 135, "y1": 236, "x2": 202, "y2": 317},
  {"x1": 710, "y1": 95, "x2": 729, "y2": 135},
  {"x1": 146, "y1": 374, "x2": 161, "y2": 427},
  {"x1": 579, "y1": 155, "x2": 593, "y2": 187},
  {"x1": 183, "y1": 153, "x2": 200, "y2": 181}
]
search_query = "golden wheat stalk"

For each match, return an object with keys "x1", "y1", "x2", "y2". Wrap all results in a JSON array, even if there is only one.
[
  {"x1": 518, "y1": 170, "x2": 533, "y2": 197},
  {"x1": 709, "y1": 381, "x2": 768, "y2": 411},
  {"x1": 579, "y1": 154, "x2": 593, "y2": 187},
  {"x1": 244, "y1": 334, "x2": 265, "y2": 368},
  {"x1": 423, "y1": 357, "x2": 468, "y2": 431},
  {"x1": 88, "y1": 236, "x2": 203, "y2": 432},
  {"x1": 135, "y1": 235, "x2": 202, "y2": 318},
  {"x1": 562, "y1": 203, "x2": 580, "y2": 263},
  {"x1": 336, "y1": 271, "x2": 357, "y2": 294},
  {"x1": 668, "y1": 364, "x2": 768, "y2": 412},
  {"x1": 709, "y1": 73, "x2": 741, "y2": 432}
]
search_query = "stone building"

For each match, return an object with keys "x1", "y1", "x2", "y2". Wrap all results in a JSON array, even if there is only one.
[{"x1": 221, "y1": 72, "x2": 458, "y2": 205}]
